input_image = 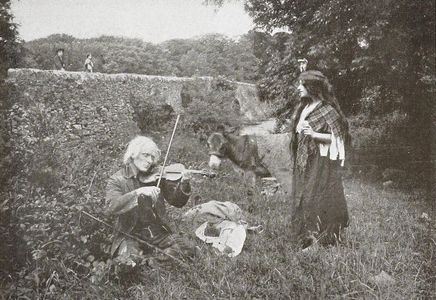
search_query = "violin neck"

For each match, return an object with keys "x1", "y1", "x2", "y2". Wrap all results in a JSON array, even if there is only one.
[
  {"x1": 185, "y1": 169, "x2": 215, "y2": 178},
  {"x1": 186, "y1": 169, "x2": 206, "y2": 175}
]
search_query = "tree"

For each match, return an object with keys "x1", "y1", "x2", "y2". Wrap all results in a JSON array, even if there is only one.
[
  {"x1": 207, "y1": 0, "x2": 435, "y2": 190},
  {"x1": 0, "y1": 0, "x2": 24, "y2": 276},
  {"x1": 244, "y1": 0, "x2": 434, "y2": 113},
  {"x1": 21, "y1": 33, "x2": 261, "y2": 82},
  {"x1": 246, "y1": 0, "x2": 435, "y2": 177},
  {"x1": 0, "y1": 0, "x2": 21, "y2": 75},
  {"x1": 208, "y1": 0, "x2": 435, "y2": 113},
  {"x1": 1, "y1": 0, "x2": 22, "y2": 184}
]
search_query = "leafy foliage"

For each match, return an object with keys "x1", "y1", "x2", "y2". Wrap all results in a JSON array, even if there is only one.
[
  {"x1": 209, "y1": 0, "x2": 435, "y2": 189},
  {"x1": 0, "y1": 0, "x2": 22, "y2": 76},
  {"x1": 181, "y1": 77, "x2": 242, "y2": 136},
  {"x1": 1, "y1": 69, "x2": 257, "y2": 297},
  {"x1": 20, "y1": 33, "x2": 261, "y2": 82},
  {"x1": 2, "y1": 1, "x2": 434, "y2": 297},
  {"x1": 0, "y1": 0, "x2": 25, "y2": 278},
  {"x1": 0, "y1": 0, "x2": 22, "y2": 186},
  {"x1": 245, "y1": 0, "x2": 435, "y2": 115}
]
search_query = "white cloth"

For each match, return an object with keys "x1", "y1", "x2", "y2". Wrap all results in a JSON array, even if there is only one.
[
  {"x1": 319, "y1": 131, "x2": 345, "y2": 166},
  {"x1": 183, "y1": 200, "x2": 244, "y2": 223},
  {"x1": 195, "y1": 221, "x2": 246, "y2": 257},
  {"x1": 184, "y1": 201, "x2": 248, "y2": 257}
]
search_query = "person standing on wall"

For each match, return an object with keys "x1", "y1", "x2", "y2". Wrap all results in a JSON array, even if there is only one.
[
  {"x1": 289, "y1": 68, "x2": 350, "y2": 250},
  {"x1": 53, "y1": 48, "x2": 66, "y2": 71},
  {"x1": 84, "y1": 53, "x2": 94, "y2": 72}
]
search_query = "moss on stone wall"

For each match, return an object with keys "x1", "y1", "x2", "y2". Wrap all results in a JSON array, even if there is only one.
[
  {"x1": 5, "y1": 69, "x2": 265, "y2": 195},
  {"x1": 2, "y1": 69, "x2": 264, "y2": 274}
]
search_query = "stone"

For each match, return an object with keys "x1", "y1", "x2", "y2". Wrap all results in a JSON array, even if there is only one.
[
  {"x1": 382, "y1": 180, "x2": 393, "y2": 189},
  {"x1": 369, "y1": 271, "x2": 395, "y2": 287},
  {"x1": 256, "y1": 133, "x2": 293, "y2": 195}
]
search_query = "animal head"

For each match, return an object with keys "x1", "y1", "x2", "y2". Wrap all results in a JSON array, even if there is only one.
[{"x1": 207, "y1": 132, "x2": 228, "y2": 169}]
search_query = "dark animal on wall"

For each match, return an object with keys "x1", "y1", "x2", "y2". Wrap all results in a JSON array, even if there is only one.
[{"x1": 207, "y1": 129, "x2": 271, "y2": 186}]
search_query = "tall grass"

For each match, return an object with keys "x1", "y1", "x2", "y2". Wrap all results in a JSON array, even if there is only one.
[
  {"x1": 40, "y1": 176, "x2": 434, "y2": 299},
  {"x1": 158, "y1": 176, "x2": 433, "y2": 299},
  {"x1": 2, "y1": 134, "x2": 433, "y2": 299}
]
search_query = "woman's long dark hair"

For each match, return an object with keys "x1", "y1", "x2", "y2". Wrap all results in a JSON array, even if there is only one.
[{"x1": 290, "y1": 70, "x2": 350, "y2": 144}]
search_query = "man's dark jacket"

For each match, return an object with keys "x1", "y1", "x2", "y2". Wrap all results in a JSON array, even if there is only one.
[
  {"x1": 53, "y1": 55, "x2": 65, "y2": 70},
  {"x1": 105, "y1": 163, "x2": 191, "y2": 256}
]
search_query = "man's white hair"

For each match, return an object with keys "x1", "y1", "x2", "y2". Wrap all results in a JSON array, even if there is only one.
[{"x1": 123, "y1": 136, "x2": 161, "y2": 165}]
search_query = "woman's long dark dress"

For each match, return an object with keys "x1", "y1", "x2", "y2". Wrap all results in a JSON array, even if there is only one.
[{"x1": 290, "y1": 102, "x2": 349, "y2": 247}]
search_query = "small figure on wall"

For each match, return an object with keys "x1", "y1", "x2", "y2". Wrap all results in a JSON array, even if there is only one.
[
  {"x1": 53, "y1": 48, "x2": 66, "y2": 71},
  {"x1": 84, "y1": 53, "x2": 94, "y2": 72}
]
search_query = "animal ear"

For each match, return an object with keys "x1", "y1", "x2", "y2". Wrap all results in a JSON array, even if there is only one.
[
  {"x1": 216, "y1": 124, "x2": 225, "y2": 133},
  {"x1": 226, "y1": 125, "x2": 239, "y2": 134}
]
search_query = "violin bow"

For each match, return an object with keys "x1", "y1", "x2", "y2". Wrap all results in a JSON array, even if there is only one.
[{"x1": 156, "y1": 114, "x2": 180, "y2": 187}]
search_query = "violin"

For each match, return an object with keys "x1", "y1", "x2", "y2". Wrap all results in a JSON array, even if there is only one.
[{"x1": 139, "y1": 163, "x2": 216, "y2": 184}]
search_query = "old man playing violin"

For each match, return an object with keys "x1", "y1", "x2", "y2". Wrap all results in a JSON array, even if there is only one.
[{"x1": 105, "y1": 136, "x2": 196, "y2": 263}]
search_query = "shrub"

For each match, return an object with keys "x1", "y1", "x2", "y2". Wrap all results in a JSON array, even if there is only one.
[
  {"x1": 182, "y1": 77, "x2": 242, "y2": 137},
  {"x1": 2, "y1": 70, "x2": 253, "y2": 297},
  {"x1": 347, "y1": 110, "x2": 427, "y2": 188}
]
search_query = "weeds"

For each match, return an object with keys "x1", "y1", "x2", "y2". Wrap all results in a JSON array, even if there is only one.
[
  {"x1": 1, "y1": 81, "x2": 433, "y2": 298},
  {"x1": 2, "y1": 161, "x2": 433, "y2": 299}
]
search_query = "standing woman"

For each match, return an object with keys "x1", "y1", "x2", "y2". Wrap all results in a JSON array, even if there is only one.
[{"x1": 289, "y1": 70, "x2": 350, "y2": 249}]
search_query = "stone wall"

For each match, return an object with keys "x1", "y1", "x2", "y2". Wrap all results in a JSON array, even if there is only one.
[
  {"x1": 234, "y1": 82, "x2": 273, "y2": 121},
  {"x1": 7, "y1": 69, "x2": 140, "y2": 198},
  {"x1": 6, "y1": 68, "x2": 269, "y2": 197},
  {"x1": 2, "y1": 68, "x2": 286, "y2": 279},
  {"x1": 7, "y1": 68, "x2": 269, "y2": 120}
]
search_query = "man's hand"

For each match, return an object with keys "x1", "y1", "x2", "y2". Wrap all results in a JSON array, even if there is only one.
[
  {"x1": 180, "y1": 170, "x2": 192, "y2": 184},
  {"x1": 135, "y1": 186, "x2": 161, "y2": 202}
]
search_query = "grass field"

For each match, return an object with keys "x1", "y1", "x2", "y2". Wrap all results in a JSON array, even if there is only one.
[
  {"x1": 27, "y1": 168, "x2": 432, "y2": 300},
  {"x1": 1, "y1": 129, "x2": 434, "y2": 299}
]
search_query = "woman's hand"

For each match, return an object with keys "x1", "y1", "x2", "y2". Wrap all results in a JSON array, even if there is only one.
[
  {"x1": 302, "y1": 123, "x2": 314, "y2": 138},
  {"x1": 302, "y1": 123, "x2": 332, "y2": 143},
  {"x1": 301, "y1": 123, "x2": 332, "y2": 144}
]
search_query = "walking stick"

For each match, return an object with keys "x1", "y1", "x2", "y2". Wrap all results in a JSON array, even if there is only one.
[{"x1": 80, "y1": 210, "x2": 189, "y2": 268}]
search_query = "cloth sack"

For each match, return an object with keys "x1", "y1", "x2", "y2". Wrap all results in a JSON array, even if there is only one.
[{"x1": 184, "y1": 201, "x2": 249, "y2": 257}]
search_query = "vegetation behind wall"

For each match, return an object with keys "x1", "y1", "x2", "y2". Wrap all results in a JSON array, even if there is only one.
[{"x1": 1, "y1": 69, "x2": 245, "y2": 293}]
